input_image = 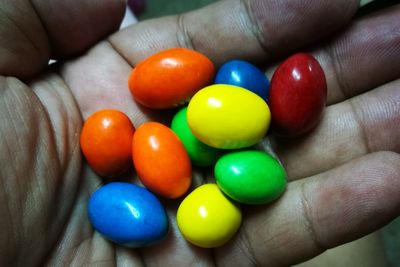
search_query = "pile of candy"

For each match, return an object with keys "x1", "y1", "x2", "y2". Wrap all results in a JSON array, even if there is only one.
[{"x1": 81, "y1": 48, "x2": 327, "y2": 248}]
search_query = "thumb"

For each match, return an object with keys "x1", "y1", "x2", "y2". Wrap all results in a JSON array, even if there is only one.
[{"x1": 0, "y1": 0, "x2": 126, "y2": 78}]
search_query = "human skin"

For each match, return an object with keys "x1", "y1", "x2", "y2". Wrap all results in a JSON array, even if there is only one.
[{"x1": 0, "y1": 0, "x2": 399, "y2": 266}]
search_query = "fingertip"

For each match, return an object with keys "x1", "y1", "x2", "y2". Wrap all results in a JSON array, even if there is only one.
[
  {"x1": 110, "y1": 0, "x2": 361, "y2": 68},
  {"x1": 215, "y1": 152, "x2": 400, "y2": 266},
  {"x1": 304, "y1": 151, "x2": 400, "y2": 247},
  {"x1": 32, "y1": 0, "x2": 127, "y2": 58}
]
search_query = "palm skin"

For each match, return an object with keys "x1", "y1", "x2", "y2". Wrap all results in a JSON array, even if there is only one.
[{"x1": 0, "y1": 0, "x2": 399, "y2": 266}]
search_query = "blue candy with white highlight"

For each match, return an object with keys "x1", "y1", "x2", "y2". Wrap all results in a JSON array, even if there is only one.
[
  {"x1": 88, "y1": 182, "x2": 169, "y2": 247},
  {"x1": 215, "y1": 59, "x2": 270, "y2": 100}
]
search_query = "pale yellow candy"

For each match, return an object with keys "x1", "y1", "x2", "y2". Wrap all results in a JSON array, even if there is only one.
[
  {"x1": 176, "y1": 184, "x2": 242, "y2": 248},
  {"x1": 187, "y1": 84, "x2": 271, "y2": 149}
]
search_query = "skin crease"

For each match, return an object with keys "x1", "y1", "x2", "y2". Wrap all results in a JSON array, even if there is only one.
[{"x1": 0, "y1": 1, "x2": 399, "y2": 267}]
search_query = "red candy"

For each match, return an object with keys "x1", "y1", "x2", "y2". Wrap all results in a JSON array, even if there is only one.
[
  {"x1": 269, "y1": 53, "x2": 327, "y2": 137},
  {"x1": 128, "y1": 48, "x2": 215, "y2": 109},
  {"x1": 132, "y1": 122, "x2": 192, "y2": 198}
]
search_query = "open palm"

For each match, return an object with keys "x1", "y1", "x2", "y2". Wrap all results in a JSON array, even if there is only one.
[{"x1": 1, "y1": 0, "x2": 399, "y2": 266}]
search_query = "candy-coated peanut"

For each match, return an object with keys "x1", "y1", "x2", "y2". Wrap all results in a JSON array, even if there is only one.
[
  {"x1": 171, "y1": 107, "x2": 222, "y2": 167},
  {"x1": 177, "y1": 184, "x2": 242, "y2": 248},
  {"x1": 129, "y1": 48, "x2": 214, "y2": 109},
  {"x1": 132, "y1": 122, "x2": 191, "y2": 198},
  {"x1": 215, "y1": 59, "x2": 270, "y2": 100},
  {"x1": 80, "y1": 109, "x2": 135, "y2": 177},
  {"x1": 187, "y1": 84, "x2": 271, "y2": 149},
  {"x1": 269, "y1": 53, "x2": 327, "y2": 137},
  {"x1": 215, "y1": 150, "x2": 287, "y2": 205},
  {"x1": 88, "y1": 182, "x2": 169, "y2": 247}
]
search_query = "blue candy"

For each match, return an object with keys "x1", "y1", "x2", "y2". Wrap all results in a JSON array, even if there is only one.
[
  {"x1": 215, "y1": 60, "x2": 270, "y2": 100},
  {"x1": 88, "y1": 182, "x2": 169, "y2": 247}
]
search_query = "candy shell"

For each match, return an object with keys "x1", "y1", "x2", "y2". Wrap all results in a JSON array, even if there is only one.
[
  {"x1": 171, "y1": 107, "x2": 222, "y2": 167},
  {"x1": 80, "y1": 109, "x2": 135, "y2": 177},
  {"x1": 128, "y1": 48, "x2": 214, "y2": 109},
  {"x1": 269, "y1": 53, "x2": 327, "y2": 137},
  {"x1": 215, "y1": 150, "x2": 287, "y2": 204},
  {"x1": 215, "y1": 59, "x2": 270, "y2": 100},
  {"x1": 177, "y1": 184, "x2": 241, "y2": 248},
  {"x1": 132, "y1": 122, "x2": 191, "y2": 198},
  {"x1": 88, "y1": 182, "x2": 168, "y2": 247},
  {"x1": 187, "y1": 84, "x2": 271, "y2": 149}
]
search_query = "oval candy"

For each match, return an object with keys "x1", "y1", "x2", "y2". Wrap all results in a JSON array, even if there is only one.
[
  {"x1": 128, "y1": 48, "x2": 214, "y2": 109},
  {"x1": 80, "y1": 109, "x2": 135, "y2": 177},
  {"x1": 132, "y1": 122, "x2": 191, "y2": 198},
  {"x1": 215, "y1": 59, "x2": 270, "y2": 100},
  {"x1": 88, "y1": 182, "x2": 169, "y2": 247},
  {"x1": 269, "y1": 53, "x2": 327, "y2": 137},
  {"x1": 177, "y1": 184, "x2": 242, "y2": 248},
  {"x1": 171, "y1": 107, "x2": 222, "y2": 167},
  {"x1": 187, "y1": 84, "x2": 271, "y2": 149},
  {"x1": 215, "y1": 150, "x2": 287, "y2": 205}
]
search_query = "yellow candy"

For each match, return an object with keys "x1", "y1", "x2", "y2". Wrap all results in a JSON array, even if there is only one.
[
  {"x1": 177, "y1": 184, "x2": 242, "y2": 248},
  {"x1": 187, "y1": 84, "x2": 271, "y2": 149}
]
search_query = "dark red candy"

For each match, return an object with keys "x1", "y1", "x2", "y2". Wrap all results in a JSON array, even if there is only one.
[{"x1": 269, "y1": 53, "x2": 327, "y2": 137}]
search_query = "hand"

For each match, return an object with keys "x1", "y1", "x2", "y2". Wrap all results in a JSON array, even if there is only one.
[{"x1": 0, "y1": 0, "x2": 399, "y2": 266}]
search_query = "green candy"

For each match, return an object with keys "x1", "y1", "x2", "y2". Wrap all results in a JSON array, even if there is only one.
[
  {"x1": 171, "y1": 107, "x2": 221, "y2": 167},
  {"x1": 215, "y1": 150, "x2": 287, "y2": 205}
]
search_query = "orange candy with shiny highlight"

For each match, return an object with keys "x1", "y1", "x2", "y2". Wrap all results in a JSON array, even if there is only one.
[
  {"x1": 132, "y1": 122, "x2": 192, "y2": 198},
  {"x1": 128, "y1": 48, "x2": 214, "y2": 109},
  {"x1": 80, "y1": 109, "x2": 135, "y2": 177}
]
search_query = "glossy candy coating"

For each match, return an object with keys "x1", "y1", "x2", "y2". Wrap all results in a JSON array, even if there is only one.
[
  {"x1": 177, "y1": 184, "x2": 242, "y2": 248},
  {"x1": 132, "y1": 122, "x2": 191, "y2": 198},
  {"x1": 128, "y1": 48, "x2": 214, "y2": 109},
  {"x1": 215, "y1": 150, "x2": 287, "y2": 204},
  {"x1": 215, "y1": 59, "x2": 270, "y2": 100},
  {"x1": 80, "y1": 109, "x2": 135, "y2": 177},
  {"x1": 187, "y1": 84, "x2": 271, "y2": 149},
  {"x1": 88, "y1": 182, "x2": 168, "y2": 247},
  {"x1": 171, "y1": 107, "x2": 222, "y2": 167},
  {"x1": 269, "y1": 53, "x2": 327, "y2": 137}
]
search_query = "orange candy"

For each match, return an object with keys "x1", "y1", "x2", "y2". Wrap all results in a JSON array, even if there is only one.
[
  {"x1": 132, "y1": 122, "x2": 192, "y2": 198},
  {"x1": 80, "y1": 109, "x2": 135, "y2": 177},
  {"x1": 128, "y1": 48, "x2": 214, "y2": 109}
]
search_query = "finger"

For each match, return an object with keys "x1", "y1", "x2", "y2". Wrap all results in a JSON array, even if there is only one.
[
  {"x1": 63, "y1": 0, "x2": 359, "y2": 121},
  {"x1": 294, "y1": 233, "x2": 387, "y2": 267},
  {"x1": 31, "y1": 0, "x2": 126, "y2": 58},
  {"x1": 313, "y1": 4, "x2": 400, "y2": 104},
  {"x1": 0, "y1": 0, "x2": 125, "y2": 78},
  {"x1": 264, "y1": 4, "x2": 400, "y2": 105},
  {"x1": 215, "y1": 151, "x2": 400, "y2": 266},
  {"x1": 113, "y1": 1, "x2": 400, "y2": 117},
  {"x1": 261, "y1": 5, "x2": 400, "y2": 180},
  {"x1": 0, "y1": 75, "x2": 82, "y2": 266},
  {"x1": 272, "y1": 78, "x2": 400, "y2": 181},
  {"x1": 110, "y1": 0, "x2": 359, "y2": 66}
]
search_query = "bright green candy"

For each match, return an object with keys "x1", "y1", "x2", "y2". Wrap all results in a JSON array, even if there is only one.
[
  {"x1": 171, "y1": 107, "x2": 221, "y2": 167},
  {"x1": 215, "y1": 150, "x2": 287, "y2": 205}
]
